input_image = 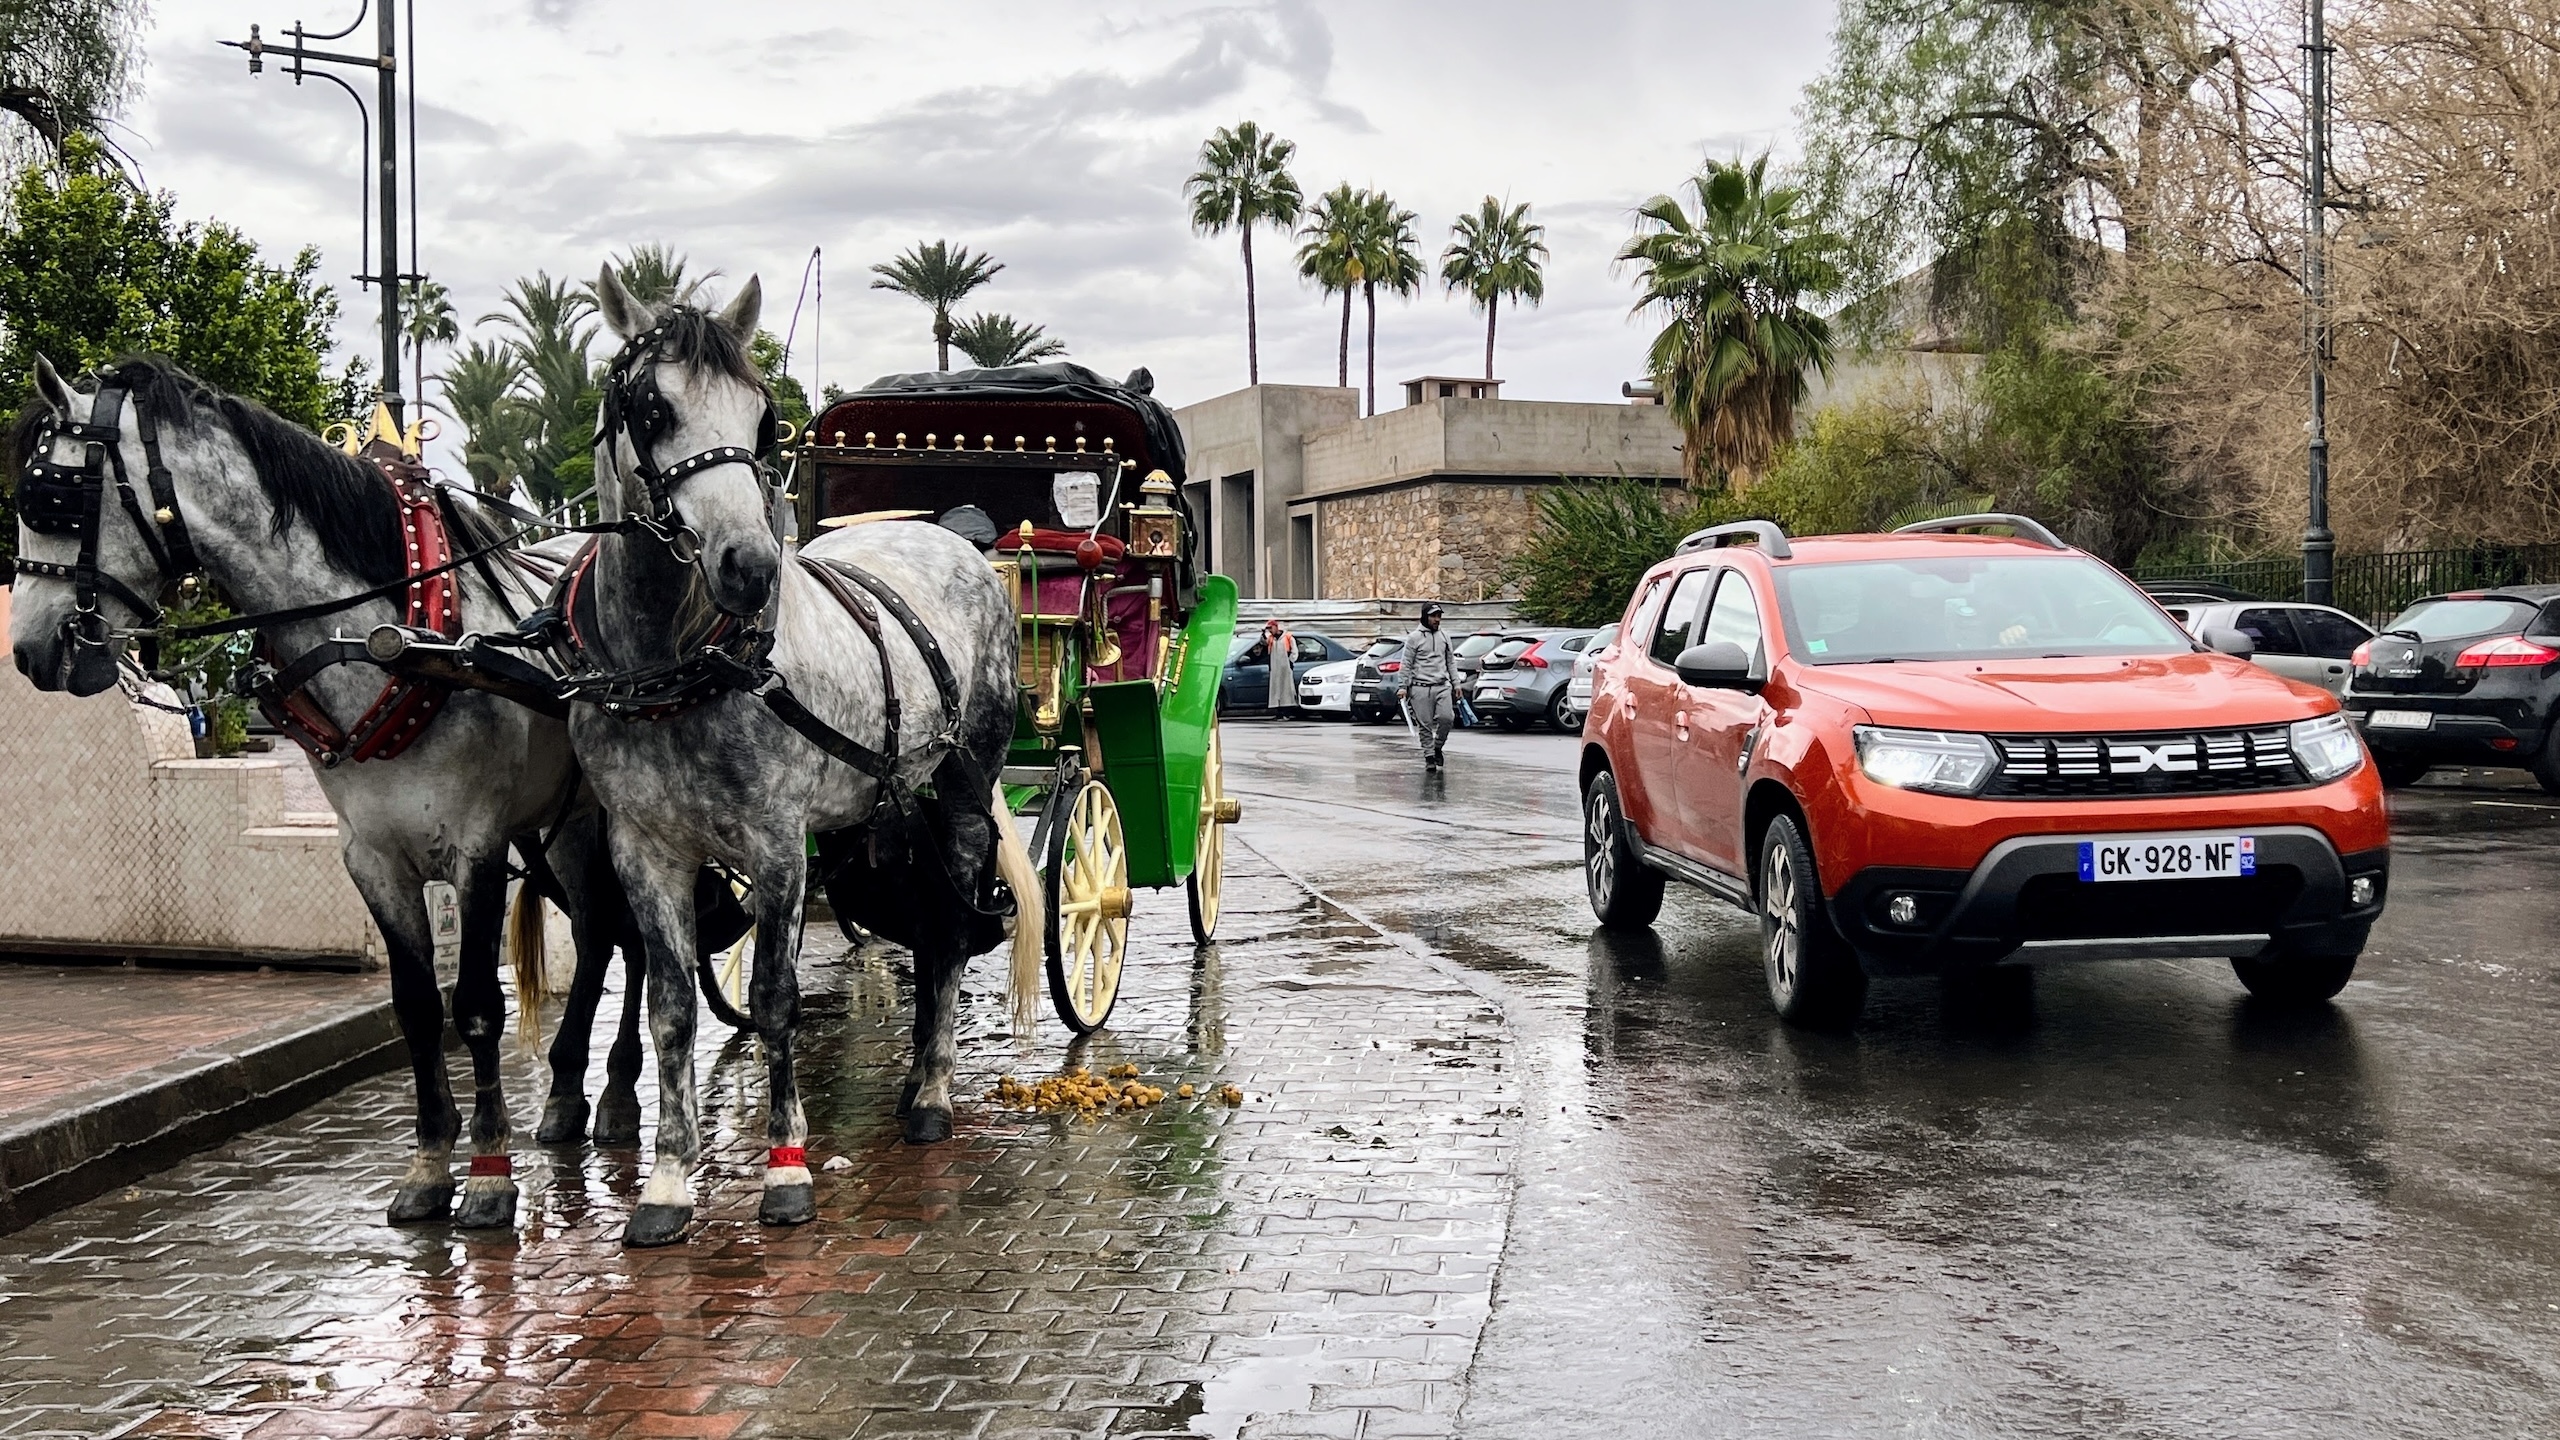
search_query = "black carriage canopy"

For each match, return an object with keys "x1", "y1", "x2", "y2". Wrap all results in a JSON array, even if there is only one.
[{"x1": 802, "y1": 363, "x2": 1201, "y2": 597}]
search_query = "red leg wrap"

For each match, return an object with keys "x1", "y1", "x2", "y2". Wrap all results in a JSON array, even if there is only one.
[
  {"x1": 467, "y1": 1154, "x2": 513, "y2": 1178},
  {"x1": 768, "y1": 1146, "x2": 807, "y2": 1169}
]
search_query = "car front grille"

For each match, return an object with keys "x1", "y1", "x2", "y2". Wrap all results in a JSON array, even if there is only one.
[{"x1": 1984, "y1": 726, "x2": 2305, "y2": 797}]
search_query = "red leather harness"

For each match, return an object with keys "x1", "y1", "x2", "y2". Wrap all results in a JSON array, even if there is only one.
[{"x1": 258, "y1": 445, "x2": 462, "y2": 766}]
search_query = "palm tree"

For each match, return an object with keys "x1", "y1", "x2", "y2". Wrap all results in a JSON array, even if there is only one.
[
  {"x1": 607, "y1": 243, "x2": 699, "y2": 307},
  {"x1": 948, "y1": 313, "x2": 1066, "y2": 369},
  {"x1": 1295, "y1": 184, "x2": 1364, "y2": 389},
  {"x1": 869, "y1": 241, "x2": 1004, "y2": 371},
  {"x1": 1620, "y1": 156, "x2": 1845, "y2": 487},
  {"x1": 399, "y1": 277, "x2": 458, "y2": 421},
  {"x1": 1185, "y1": 121, "x2": 1302, "y2": 386},
  {"x1": 1354, "y1": 190, "x2": 1422, "y2": 418},
  {"x1": 438, "y1": 338, "x2": 529, "y2": 494},
  {"x1": 1441, "y1": 198, "x2": 1547, "y2": 382},
  {"x1": 482, "y1": 273, "x2": 601, "y2": 509}
]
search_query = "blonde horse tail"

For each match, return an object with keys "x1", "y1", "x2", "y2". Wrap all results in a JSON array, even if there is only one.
[
  {"x1": 991, "y1": 778, "x2": 1043, "y2": 1038},
  {"x1": 508, "y1": 882, "x2": 549, "y2": 1053}
]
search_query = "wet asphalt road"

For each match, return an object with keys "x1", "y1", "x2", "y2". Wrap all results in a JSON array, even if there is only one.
[{"x1": 1225, "y1": 715, "x2": 2560, "y2": 1438}]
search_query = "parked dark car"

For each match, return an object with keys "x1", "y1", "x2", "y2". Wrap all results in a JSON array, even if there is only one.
[
  {"x1": 2344, "y1": 584, "x2": 2560, "y2": 791},
  {"x1": 1470, "y1": 628, "x2": 1598, "y2": 730},
  {"x1": 1346, "y1": 637, "x2": 1406, "y2": 722},
  {"x1": 1220, "y1": 630, "x2": 1356, "y2": 714}
]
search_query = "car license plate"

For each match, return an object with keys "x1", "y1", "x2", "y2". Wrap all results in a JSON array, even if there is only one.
[
  {"x1": 1353, "y1": 690, "x2": 1371, "y2": 702},
  {"x1": 2078, "y1": 833, "x2": 2255, "y2": 882},
  {"x1": 2367, "y1": 709, "x2": 2433, "y2": 730}
]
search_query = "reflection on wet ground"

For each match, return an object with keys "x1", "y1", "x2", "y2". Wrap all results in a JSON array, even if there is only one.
[
  {"x1": 1234, "y1": 723, "x2": 2560, "y2": 1438},
  {"x1": 0, "y1": 849, "x2": 1511, "y2": 1439}
]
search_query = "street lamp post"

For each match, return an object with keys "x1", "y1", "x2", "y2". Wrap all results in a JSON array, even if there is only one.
[
  {"x1": 223, "y1": 3, "x2": 409, "y2": 432},
  {"x1": 2302, "y1": 0, "x2": 2335, "y2": 605}
]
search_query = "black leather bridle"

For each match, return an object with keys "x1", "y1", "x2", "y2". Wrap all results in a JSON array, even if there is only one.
[
  {"x1": 597, "y1": 317, "x2": 780, "y2": 565},
  {"x1": 15, "y1": 370, "x2": 203, "y2": 688}
]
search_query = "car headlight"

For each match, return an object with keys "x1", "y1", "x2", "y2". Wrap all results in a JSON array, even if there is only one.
[
  {"x1": 1853, "y1": 726, "x2": 1998, "y2": 796},
  {"x1": 2291, "y1": 712, "x2": 2365, "y2": 783}
]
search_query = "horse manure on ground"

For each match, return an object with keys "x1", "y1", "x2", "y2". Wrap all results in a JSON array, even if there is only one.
[{"x1": 988, "y1": 1067, "x2": 1168, "y2": 1115}]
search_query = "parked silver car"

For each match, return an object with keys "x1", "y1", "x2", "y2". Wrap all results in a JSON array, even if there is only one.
[
  {"x1": 2162, "y1": 600, "x2": 2373, "y2": 696},
  {"x1": 1558, "y1": 621, "x2": 1619, "y2": 732}
]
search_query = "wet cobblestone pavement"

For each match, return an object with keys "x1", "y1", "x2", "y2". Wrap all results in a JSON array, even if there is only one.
[{"x1": 0, "y1": 842, "x2": 1513, "y2": 1439}]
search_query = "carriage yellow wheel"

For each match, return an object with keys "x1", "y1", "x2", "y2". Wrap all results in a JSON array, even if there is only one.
[
  {"x1": 1187, "y1": 722, "x2": 1233, "y2": 944},
  {"x1": 1043, "y1": 780, "x2": 1131, "y2": 1033}
]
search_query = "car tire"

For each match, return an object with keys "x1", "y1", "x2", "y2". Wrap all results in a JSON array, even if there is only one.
[
  {"x1": 2533, "y1": 728, "x2": 2560, "y2": 796},
  {"x1": 2375, "y1": 756, "x2": 2431, "y2": 789},
  {"x1": 2229, "y1": 942, "x2": 2358, "y2": 1006},
  {"x1": 1757, "y1": 813, "x2": 1866, "y2": 1028},
  {"x1": 1548, "y1": 691, "x2": 1583, "y2": 734},
  {"x1": 1583, "y1": 771, "x2": 1665, "y2": 930}
]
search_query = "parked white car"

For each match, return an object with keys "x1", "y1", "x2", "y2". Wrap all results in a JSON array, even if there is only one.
[
  {"x1": 2161, "y1": 601, "x2": 2373, "y2": 697},
  {"x1": 1558, "y1": 622, "x2": 1619, "y2": 733},
  {"x1": 1296, "y1": 657, "x2": 1359, "y2": 717}
]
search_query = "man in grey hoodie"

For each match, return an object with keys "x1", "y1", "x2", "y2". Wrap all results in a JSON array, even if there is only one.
[{"x1": 1401, "y1": 604, "x2": 1458, "y2": 769}]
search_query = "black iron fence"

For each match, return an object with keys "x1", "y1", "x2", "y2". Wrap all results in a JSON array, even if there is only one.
[{"x1": 2132, "y1": 544, "x2": 2560, "y2": 624}]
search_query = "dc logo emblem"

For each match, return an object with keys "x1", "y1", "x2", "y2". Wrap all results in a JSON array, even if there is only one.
[{"x1": 2108, "y1": 739, "x2": 2197, "y2": 774}]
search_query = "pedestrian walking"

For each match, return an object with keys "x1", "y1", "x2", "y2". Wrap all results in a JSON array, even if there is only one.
[
  {"x1": 1400, "y1": 604, "x2": 1458, "y2": 768},
  {"x1": 1259, "y1": 618, "x2": 1298, "y2": 718}
]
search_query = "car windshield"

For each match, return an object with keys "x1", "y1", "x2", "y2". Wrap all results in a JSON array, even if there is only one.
[
  {"x1": 2386, "y1": 598, "x2": 2541, "y2": 642},
  {"x1": 1455, "y1": 633, "x2": 1504, "y2": 658},
  {"x1": 1772, "y1": 556, "x2": 2193, "y2": 663},
  {"x1": 1362, "y1": 638, "x2": 1401, "y2": 659},
  {"x1": 1486, "y1": 639, "x2": 1535, "y2": 663}
]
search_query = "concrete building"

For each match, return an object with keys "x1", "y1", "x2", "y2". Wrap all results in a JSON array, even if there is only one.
[{"x1": 1174, "y1": 379, "x2": 1685, "y2": 600}]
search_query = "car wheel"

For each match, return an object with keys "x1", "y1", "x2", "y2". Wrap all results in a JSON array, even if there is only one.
[
  {"x1": 2229, "y1": 941, "x2": 2358, "y2": 1006},
  {"x1": 1583, "y1": 771, "x2": 1664, "y2": 930},
  {"x1": 1757, "y1": 813, "x2": 1866, "y2": 1028},
  {"x1": 2375, "y1": 756, "x2": 2431, "y2": 789},
  {"x1": 2533, "y1": 728, "x2": 2560, "y2": 796},
  {"x1": 1548, "y1": 691, "x2": 1583, "y2": 734}
]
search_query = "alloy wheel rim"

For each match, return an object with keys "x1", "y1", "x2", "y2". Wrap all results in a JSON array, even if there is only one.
[
  {"x1": 1765, "y1": 844, "x2": 1799, "y2": 989},
  {"x1": 1588, "y1": 787, "x2": 1616, "y2": 898}
]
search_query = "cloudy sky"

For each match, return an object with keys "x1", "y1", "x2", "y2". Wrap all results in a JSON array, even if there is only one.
[{"x1": 125, "y1": 1, "x2": 1838, "y2": 431}]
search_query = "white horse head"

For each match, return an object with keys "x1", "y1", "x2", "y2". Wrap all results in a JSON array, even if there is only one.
[
  {"x1": 591, "y1": 267, "x2": 776, "y2": 618},
  {"x1": 9, "y1": 354, "x2": 351, "y2": 695}
]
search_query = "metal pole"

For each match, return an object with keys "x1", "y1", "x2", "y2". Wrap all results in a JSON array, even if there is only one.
[
  {"x1": 375, "y1": 2, "x2": 404, "y2": 430},
  {"x1": 2302, "y1": 0, "x2": 2334, "y2": 605}
]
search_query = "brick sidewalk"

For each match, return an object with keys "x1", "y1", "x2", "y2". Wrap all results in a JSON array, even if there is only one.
[
  {"x1": 0, "y1": 844, "x2": 1516, "y2": 1439},
  {"x1": 0, "y1": 961, "x2": 396, "y2": 1231}
]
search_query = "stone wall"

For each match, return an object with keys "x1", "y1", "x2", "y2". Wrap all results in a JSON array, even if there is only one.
[{"x1": 1316, "y1": 478, "x2": 1569, "y2": 602}]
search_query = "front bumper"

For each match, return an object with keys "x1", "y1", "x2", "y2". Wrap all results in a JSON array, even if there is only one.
[{"x1": 1828, "y1": 828, "x2": 2390, "y2": 976}]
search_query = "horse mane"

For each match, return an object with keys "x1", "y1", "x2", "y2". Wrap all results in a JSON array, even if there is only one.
[
  {"x1": 110, "y1": 354, "x2": 407, "y2": 588},
  {"x1": 648, "y1": 306, "x2": 763, "y2": 391}
]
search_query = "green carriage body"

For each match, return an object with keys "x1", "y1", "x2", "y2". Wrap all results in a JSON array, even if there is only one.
[{"x1": 792, "y1": 365, "x2": 1236, "y2": 1030}]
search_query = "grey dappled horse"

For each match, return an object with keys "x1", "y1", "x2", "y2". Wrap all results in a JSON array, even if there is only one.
[
  {"x1": 570, "y1": 269, "x2": 1036, "y2": 1247},
  {"x1": 5, "y1": 355, "x2": 653, "y2": 1227}
]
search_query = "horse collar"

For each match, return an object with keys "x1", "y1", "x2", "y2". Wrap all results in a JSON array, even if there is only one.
[{"x1": 251, "y1": 443, "x2": 464, "y2": 767}]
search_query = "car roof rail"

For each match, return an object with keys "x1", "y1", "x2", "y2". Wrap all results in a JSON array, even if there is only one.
[
  {"x1": 1675, "y1": 519, "x2": 1793, "y2": 560},
  {"x1": 1891, "y1": 512, "x2": 2068, "y2": 550}
]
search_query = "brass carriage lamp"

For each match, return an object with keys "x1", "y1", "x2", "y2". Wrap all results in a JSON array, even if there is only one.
[{"x1": 1129, "y1": 470, "x2": 1182, "y2": 560}]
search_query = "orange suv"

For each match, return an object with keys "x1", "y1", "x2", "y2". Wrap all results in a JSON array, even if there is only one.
[{"x1": 1579, "y1": 515, "x2": 2389, "y2": 1024}]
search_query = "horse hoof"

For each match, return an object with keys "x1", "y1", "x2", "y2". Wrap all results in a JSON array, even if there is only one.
[
  {"x1": 593, "y1": 1092, "x2": 643, "y2": 1149},
  {"x1": 902, "y1": 1106, "x2": 953, "y2": 1145},
  {"x1": 386, "y1": 1182, "x2": 454, "y2": 1225},
  {"x1": 454, "y1": 1183, "x2": 518, "y2": 1231},
  {"x1": 535, "y1": 1097, "x2": 589, "y2": 1146},
  {"x1": 759, "y1": 1183, "x2": 816, "y2": 1227},
  {"x1": 895, "y1": 1081, "x2": 919, "y2": 1117},
  {"x1": 623, "y1": 1203, "x2": 693, "y2": 1248}
]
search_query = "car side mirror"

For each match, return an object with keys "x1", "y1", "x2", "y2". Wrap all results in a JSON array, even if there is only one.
[
  {"x1": 2202, "y1": 626, "x2": 2256, "y2": 659},
  {"x1": 1674, "y1": 640, "x2": 1757, "y2": 690}
]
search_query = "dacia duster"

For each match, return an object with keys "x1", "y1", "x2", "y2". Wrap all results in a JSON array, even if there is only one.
[{"x1": 1579, "y1": 515, "x2": 2390, "y2": 1025}]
